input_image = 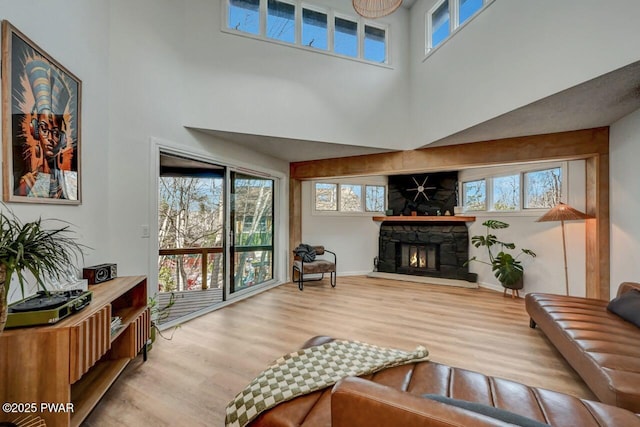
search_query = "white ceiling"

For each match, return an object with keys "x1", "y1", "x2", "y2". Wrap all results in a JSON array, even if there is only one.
[
  {"x1": 427, "y1": 60, "x2": 640, "y2": 148},
  {"x1": 195, "y1": 129, "x2": 397, "y2": 162},
  {"x1": 197, "y1": 61, "x2": 640, "y2": 163}
]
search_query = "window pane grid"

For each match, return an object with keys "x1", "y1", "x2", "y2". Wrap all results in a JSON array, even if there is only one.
[
  {"x1": 364, "y1": 25, "x2": 386, "y2": 63},
  {"x1": 463, "y1": 179, "x2": 486, "y2": 211},
  {"x1": 365, "y1": 185, "x2": 386, "y2": 212},
  {"x1": 459, "y1": 0, "x2": 483, "y2": 25},
  {"x1": 315, "y1": 183, "x2": 337, "y2": 211},
  {"x1": 315, "y1": 182, "x2": 385, "y2": 214},
  {"x1": 267, "y1": 0, "x2": 295, "y2": 43},
  {"x1": 302, "y1": 8, "x2": 328, "y2": 49},
  {"x1": 334, "y1": 17, "x2": 358, "y2": 58},
  {"x1": 524, "y1": 168, "x2": 562, "y2": 209},
  {"x1": 227, "y1": 0, "x2": 387, "y2": 64},
  {"x1": 461, "y1": 165, "x2": 563, "y2": 213},
  {"x1": 229, "y1": 0, "x2": 260, "y2": 34},
  {"x1": 431, "y1": 0, "x2": 450, "y2": 49},
  {"x1": 427, "y1": 0, "x2": 491, "y2": 52},
  {"x1": 492, "y1": 174, "x2": 520, "y2": 211},
  {"x1": 340, "y1": 184, "x2": 363, "y2": 212}
]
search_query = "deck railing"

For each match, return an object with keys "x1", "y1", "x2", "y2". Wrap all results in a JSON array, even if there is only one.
[{"x1": 158, "y1": 247, "x2": 223, "y2": 290}]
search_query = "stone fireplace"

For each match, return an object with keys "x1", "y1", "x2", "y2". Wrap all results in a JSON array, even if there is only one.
[{"x1": 377, "y1": 220, "x2": 476, "y2": 282}]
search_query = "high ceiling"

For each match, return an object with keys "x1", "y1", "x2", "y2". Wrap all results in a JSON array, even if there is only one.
[
  {"x1": 197, "y1": 60, "x2": 640, "y2": 163},
  {"x1": 427, "y1": 60, "x2": 640, "y2": 148}
]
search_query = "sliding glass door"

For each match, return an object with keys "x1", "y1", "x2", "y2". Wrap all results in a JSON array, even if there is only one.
[
  {"x1": 156, "y1": 153, "x2": 225, "y2": 324},
  {"x1": 230, "y1": 172, "x2": 274, "y2": 294},
  {"x1": 155, "y1": 152, "x2": 278, "y2": 324}
]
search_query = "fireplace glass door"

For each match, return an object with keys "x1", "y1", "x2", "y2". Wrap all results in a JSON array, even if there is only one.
[{"x1": 400, "y1": 244, "x2": 438, "y2": 273}]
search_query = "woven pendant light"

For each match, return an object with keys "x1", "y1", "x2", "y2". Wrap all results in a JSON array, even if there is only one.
[{"x1": 353, "y1": 0, "x2": 403, "y2": 19}]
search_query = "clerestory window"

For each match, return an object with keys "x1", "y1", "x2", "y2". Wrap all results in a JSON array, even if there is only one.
[
  {"x1": 314, "y1": 182, "x2": 386, "y2": 214},
  {"x1": 225, "y1": 0, "x2": 389, "y2": 64},
  {"x1": 461, "y1": 165, "x2": 565, "y2": 213},
  {"x1": 426, "y1": 0, "x2": 494, "y2": 54}
]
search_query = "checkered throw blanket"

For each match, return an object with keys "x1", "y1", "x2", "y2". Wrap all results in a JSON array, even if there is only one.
[{"x1": 225, "y1": 339, "x2": 429, "y2": 427}]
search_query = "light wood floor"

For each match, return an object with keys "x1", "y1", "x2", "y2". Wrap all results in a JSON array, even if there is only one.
[{"x1": 83, "y1": 276, "x2": 594, "y2": 426}]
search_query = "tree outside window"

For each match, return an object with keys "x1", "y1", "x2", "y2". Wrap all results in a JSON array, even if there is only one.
[
  {"x1": 315, "y1": 183, "x2": 337, "y2": 211},
  {"x1": 340, "y1": 184, "x2": 362, "y2": 212},
  {"x1": 492, "y1": 174, "x2": 519, "y2": 211},
  {"x1": 463, "y1": 179, "x2": 486, "y2": 211},
  {"x1": 524, "y1": 168, "x2": 561, "y2": 208},
  {"x1": 365, "y1": 185, "x2": 385, "y2": 212}
]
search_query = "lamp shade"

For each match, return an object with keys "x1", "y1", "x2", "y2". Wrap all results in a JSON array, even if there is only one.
[
  {"x1": 353, "y1": 0, "x2": 403, "y2": 18},
  {"x1": 536, "y1": 202, "x2": 592, "y2": 222}
]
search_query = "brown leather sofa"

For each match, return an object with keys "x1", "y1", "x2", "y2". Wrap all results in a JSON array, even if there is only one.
[
  {"x1": 249, "y1": 336, "x2": 640, "y2": 427},
  {"x1": 526, "y1": 281, "x2": 640, "y2": 414}
]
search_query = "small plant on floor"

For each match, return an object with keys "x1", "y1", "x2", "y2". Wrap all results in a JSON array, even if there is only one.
[
  {"x1": 466, "y1": 220, "x2": 536, "y2": 289},
  {"x1": 149, "y1": 292, "x2": 178, "y2": 344}
]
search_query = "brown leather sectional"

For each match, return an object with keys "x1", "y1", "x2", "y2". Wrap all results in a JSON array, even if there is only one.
[
  {"x1": 526, "y1": 281, "x2": 640, "y2": 413},
  {"x1": 249, "y1": 336, "x2": 640, "y2": 426}
]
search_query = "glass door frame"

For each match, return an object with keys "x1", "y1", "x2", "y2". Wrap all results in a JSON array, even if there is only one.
[
  {"x1": 149, "y1": 137, "x2": 286, "y2": 312},
  {"x1": 226, "y1": 167, "x2": 278, "y2": 298}
]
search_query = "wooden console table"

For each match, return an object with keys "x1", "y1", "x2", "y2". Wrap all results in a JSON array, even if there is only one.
[{"x1": 0, "y1": 275, "x2": 149, "y2": 427}]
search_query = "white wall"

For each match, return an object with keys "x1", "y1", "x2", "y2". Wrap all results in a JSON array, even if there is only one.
[
  {"x1": 301, "y1": 177, "x2": 386, "y2": 275},
  {"x1": 107, "y1": 0, "x2": 290, "y2": 291},
  {"x1": 464, "y1": 160, "x2": 587, "y2": 296},
  {"x1": 181, "y1": 0, "x2": 411, "y2": 150},
  {"x1": 409, "y1": 0, "x2": 640, "y2": 145},
  {"x1": 0, "y1": 1, "x2": 112, "y2": 302},
  {"x1": 0, "y1": 1, "x2": 291, "y2": 303},
  {"x1": 3, "y1": 1, "x2": 634, "y2": 301},
  {"x1": 301, "y1": 161, "x2": 588, "y2": 294},
  {"x1": 610, "y1": 107, "x2": 640, "y2": 298}
]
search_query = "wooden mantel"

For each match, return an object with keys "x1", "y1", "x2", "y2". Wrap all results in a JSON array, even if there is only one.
[{"x1": 372, "y1": 216, "x2": 476, "y2": 222}]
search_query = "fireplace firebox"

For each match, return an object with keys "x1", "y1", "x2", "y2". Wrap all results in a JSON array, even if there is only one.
[{"x1": 398, "y1": 243, "x2": 438, "y2": 274}]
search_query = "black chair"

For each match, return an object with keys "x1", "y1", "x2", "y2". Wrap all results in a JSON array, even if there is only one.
[{"x1": 292, "y1": 245, "x2": 336, "y2": 291}]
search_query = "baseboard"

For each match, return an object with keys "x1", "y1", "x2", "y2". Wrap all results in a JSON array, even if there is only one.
[
  {"x1": 478, "y1": 282, "x2": 503, "y2": 293},
  {"x1": 367, "y1": 272, "x2": 478, "y2": 288},
  {"x1": 339, "y1": 271, "x2": 371, "y2": 277}
]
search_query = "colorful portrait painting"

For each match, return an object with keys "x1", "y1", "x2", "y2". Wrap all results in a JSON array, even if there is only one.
[{"x1": 2, "y1": 21, "x2": 81, "y2": 204}]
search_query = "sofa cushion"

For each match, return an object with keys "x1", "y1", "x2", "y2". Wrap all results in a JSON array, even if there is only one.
[
  {"x1": 526, "y1": 287, "x2": 640, "y2": 413},
  {"x1": 423, "y1": 394, "x2": 549, "y2": 427},
  {"x1": 249, "y1": 356, "x2": 640, "y2": 426},
  {"x1": 607, "y1": 289, "x2": 640, "y2": 328}
]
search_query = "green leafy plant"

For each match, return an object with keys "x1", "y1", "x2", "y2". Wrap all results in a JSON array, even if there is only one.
[
  {"x1": 148, "y1": 292, "x2": 178, "y2": 342},
  {"x1": 466, "y1": 220, "x2": 536, "y2": 288},
  {"x1": 0, "y1": 206, "x2": 85, "y2": 332}
]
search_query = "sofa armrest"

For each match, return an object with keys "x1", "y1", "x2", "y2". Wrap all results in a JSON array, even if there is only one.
[
  {"x1": 300, "y1": 335, "x2": 334, "y2": 349},
  {"x1": 618, "y1": 282, "x2": 640, "y2": 298},
  {"x1": 331, "y1": 377, "x2": 512, "y2": 427}
]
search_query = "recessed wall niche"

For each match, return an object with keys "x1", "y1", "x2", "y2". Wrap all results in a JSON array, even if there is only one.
[{"x1": 387, "y1": 172, "x2": 458, "y2": 216}]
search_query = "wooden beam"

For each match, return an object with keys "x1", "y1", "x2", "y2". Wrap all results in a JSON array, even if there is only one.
[
  {"x1": 289, "y1": 127, "x2": 610, "y2": 299},
  {"x1": 586, "y1": 153, "x2": 610, "y2": 299},
  {"x1": 291, "y1": 128, "x2": 609, "y2": 180},
  {"x1": 289, "y1": 176, "x2": 302, "y2": 272}
]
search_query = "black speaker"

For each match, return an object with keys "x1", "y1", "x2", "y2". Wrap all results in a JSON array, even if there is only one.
[{"x1": 83, "y1": 263, "x2": 117, "y2": 285}]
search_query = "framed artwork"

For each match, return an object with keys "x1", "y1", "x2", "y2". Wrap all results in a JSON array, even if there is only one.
[{"x1": 1, "y1": 21, "x2": 81, "y2": 204}]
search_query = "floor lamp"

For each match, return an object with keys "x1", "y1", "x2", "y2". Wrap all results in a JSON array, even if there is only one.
[{"x1": 537, "y1": 203, "x2": 592, "y2": 296}]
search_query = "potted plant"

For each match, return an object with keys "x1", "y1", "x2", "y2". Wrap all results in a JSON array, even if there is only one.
[
  {"x1": 148, "y1": 292, "x2": 177, "y2": 348},
  {"x1": 0, "y1": 207, "x2": 85, "y2": 334},
  {"x1": 466, "y1": 220, "x2": 536, "y2": 291}
]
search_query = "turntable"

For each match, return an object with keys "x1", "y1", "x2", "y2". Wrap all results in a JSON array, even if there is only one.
[{"x1": 5, "y1": 289, "x2": 92, "y2": 328}]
